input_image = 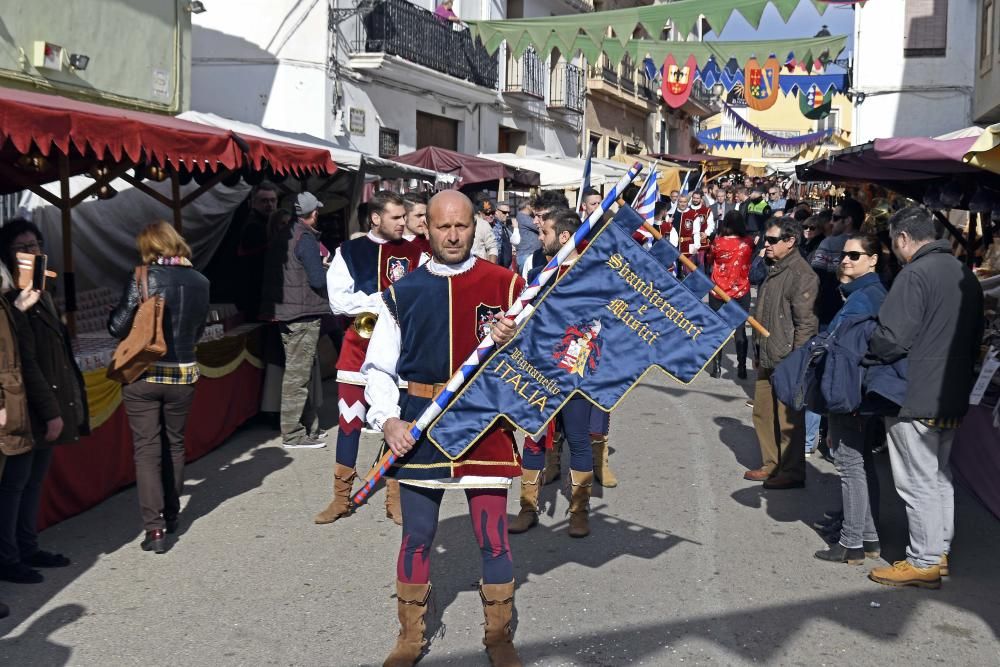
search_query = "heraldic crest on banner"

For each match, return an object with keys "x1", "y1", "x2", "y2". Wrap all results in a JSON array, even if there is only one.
[
  {"x1": 554, "y1": 320, "x2": 603, "y2": 377},
  {"x1": 427, "y1": 207, "x2": 749, "y2": 460}
]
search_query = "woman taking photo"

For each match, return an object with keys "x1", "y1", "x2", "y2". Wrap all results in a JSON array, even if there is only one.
[
  {"x1": 814, "y1": 234, "x2": 886, "y2": 565},
  {"x1": 707, "y1": 211, "x2": 754, "y2": 379},
  {"x1": 108, "y1": 222, "x2": 209, "y2": 554},
  {"x1": 0, "y1": 220, "x2": 88, "y2": 584}
]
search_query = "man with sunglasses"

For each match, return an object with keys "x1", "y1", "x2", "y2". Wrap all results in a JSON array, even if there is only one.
[
  {"x1": 768, "y1": 185, "x2": 786, "y2": 211},
  {"x1": 747, "y1": 217, "x2": 818, "y2": 489}
]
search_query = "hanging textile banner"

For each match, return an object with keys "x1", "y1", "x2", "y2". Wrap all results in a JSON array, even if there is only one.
[
  {"x1": 744, "y1": 56, "x2": 782, "y2": 111},
  {"x1": 469, "y1": 1, "x2": 832, "y2": 58},
  {"x1": 799, "y1": 84, "x2": 834, "y2": 120},
  {"x1": 661, "y1": 54, "x2": 697, "y2": 109},
  {"x1": 707, "y1": 103, "x2": 835, "y2": 150}
]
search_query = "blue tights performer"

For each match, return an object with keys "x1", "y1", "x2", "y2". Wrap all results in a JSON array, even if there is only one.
[
  {"x1": 509, "y1": 208, "x2": 604, "y2": 539},
  {"x1": 313, "y1": 191, "x2": 423, "y2": 527},
  {"x1": 364, "y1": 190, "x2": 525, "y2": 667}
]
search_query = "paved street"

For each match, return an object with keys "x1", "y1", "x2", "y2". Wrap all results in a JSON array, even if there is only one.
[{"x1": 1, "y1": 363, "x2": 998, "y2": 666}]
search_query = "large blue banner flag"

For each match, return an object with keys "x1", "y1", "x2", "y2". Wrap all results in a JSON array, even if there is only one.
[{"x1": 427, "y1": 207, "x2": 749, "y2": 458}]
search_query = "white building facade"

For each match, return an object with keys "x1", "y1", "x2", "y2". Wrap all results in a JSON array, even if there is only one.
[
  {"x1": 190, "y1": 0, "x2": 589, "y2": 160},
  {"x1": 851, "y1": 0, "x2": 976, "y2": 141}
]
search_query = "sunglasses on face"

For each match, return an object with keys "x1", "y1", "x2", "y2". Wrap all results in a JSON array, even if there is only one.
[
  {"x1": 803, "y1": 225, "x2": 818, "y2": 231},
  {"x1": 497, "y1": 209, "x2": 509, "y2": 215},
  {"x1": 764, "y1": 235, "x2": 790, "y2": 245},
  {"x1": 838, "y1": 251, "x2": 869, "y2": 261}
]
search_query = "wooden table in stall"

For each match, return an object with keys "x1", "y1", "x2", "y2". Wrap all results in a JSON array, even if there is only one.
[{"x1": 38, "y1": 325, "x2": 264, "y2": 530}]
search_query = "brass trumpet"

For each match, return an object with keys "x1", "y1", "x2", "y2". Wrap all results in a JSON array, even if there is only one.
[{"x1": 353, "y1": 311, "x2": 378, "y2": 339}]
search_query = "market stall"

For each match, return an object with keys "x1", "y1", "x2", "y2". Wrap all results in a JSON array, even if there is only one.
[
  {"x1": 394, "y1": 146, "x2": 540, "y2": 194},
  {"x1": 0, "y1": 87, "x2": 337, "y2": 528}
]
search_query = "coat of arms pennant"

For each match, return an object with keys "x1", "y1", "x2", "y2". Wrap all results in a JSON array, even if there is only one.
[
  {"x1": 744, "y1": 56, "x2": 781, "y2": 111},
  {"x1": 798, "y1": 83, "x2": 833, "y2": 120},
  {"x1": 427, "y1": 207, "x2": 749, "y2": 458},
  {"x1": 661, "y1": 54, "x2": 697, "y2": 109}
]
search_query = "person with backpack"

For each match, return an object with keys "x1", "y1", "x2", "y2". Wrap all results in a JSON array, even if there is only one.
[{"x1": 813, "y1": 235, "x2": 887, "y2": 566}]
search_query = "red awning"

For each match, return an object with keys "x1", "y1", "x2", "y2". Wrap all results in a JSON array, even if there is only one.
[
  {"x1": 394, "y1": 146, "x2": 540, "y2": 188},
  {"x1": 0, "y1": 87, "x2": 336, "y2": 181}
]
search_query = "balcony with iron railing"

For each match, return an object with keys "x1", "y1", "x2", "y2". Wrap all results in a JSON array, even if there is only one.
[
  {"x1": 354, "y1": 0, "x2": 498, "y2": 89},
  {"x1": 549, "y1": 62, "x2": 585, "y2": 113},
  {"x1": 619, "y1": 55, "x2": 635, "y2": 93},
  {"x1": 505, "y1": 47, "x2": 545, "y2": 98},
  {"x1": 586, "y1": 55, "x2": 654, "y2": 110}
]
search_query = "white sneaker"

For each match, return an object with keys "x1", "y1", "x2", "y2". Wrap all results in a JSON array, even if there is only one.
[{"x1": 282, "y1": 438, "x2": 326, "y2": 449}]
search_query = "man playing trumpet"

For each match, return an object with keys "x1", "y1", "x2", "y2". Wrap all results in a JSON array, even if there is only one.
[{"x1": 315, "y1": 191, "x2": 424, "y2": 526}]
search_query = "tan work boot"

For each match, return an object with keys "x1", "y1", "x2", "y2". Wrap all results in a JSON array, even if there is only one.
[
  {"x1": 314, "y1": 464, "x2": 355, "y2": 524},
  {"x1": 542, "y1": 435, "x2": 563, "y2": 485},
  {"x1": 385, "y1": 478, "x2": 403, "y2": 526},
  {"x1": 939, "y1": 553, "x2": 949, "y2": 577},
  {"x1": 567, "y1": 470, "x2": 593, "y2": 538},
  {"x1": 591, "y1": 436, "x2": 618, "y2": 488},
  {"x1": 479, "y1": 580, "x2": 522, "y2": 667},
  {"x1": 383, "y1": 581, "x2": 431, "y2": 667},
  {"x1": 508, "y1": 469, "x2": 541, "y2": 534},
  {"x1": 868, "y1": 560, "x2": 942, "y2": 589}
]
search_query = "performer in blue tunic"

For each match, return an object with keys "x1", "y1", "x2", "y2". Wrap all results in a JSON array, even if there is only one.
[
  {"x1": 507, "y1": 207, "x2": 599, "y2": 539},
  {"x1": 314, "y1": 191, "x2": 423, "y2": 526},
  {"x1": 364, "y1": 190, "x2": 524, "y2": 667}
]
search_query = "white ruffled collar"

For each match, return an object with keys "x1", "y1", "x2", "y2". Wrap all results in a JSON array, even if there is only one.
[{"x1": 427, "y1": 255, "x2": 476, "y2": 276}]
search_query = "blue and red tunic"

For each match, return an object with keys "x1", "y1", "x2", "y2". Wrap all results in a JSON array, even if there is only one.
[
  {"x1": 335, "y1": 236, "x2": 424, "y2": 376},
  {"x1": 384, "y1": 260, "x2": 525, "y2": 480}
]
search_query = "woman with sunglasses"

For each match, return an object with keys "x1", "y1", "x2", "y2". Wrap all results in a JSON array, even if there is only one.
[
  {"x1": 799, "y1": 214, "x2": 827, "y2": 264},
  {"x1": 814, "y1": 234, "x2": 887, "y2": 566}
]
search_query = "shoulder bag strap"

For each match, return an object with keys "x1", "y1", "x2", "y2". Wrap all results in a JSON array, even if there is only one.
[{"x1": 135, "y1": 265, "x2": 150, "y2": 303}]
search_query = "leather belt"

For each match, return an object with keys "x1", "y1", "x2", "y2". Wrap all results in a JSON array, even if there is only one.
[{"x1": 407, "y1": 381, "x2": 447, "y2": 398}]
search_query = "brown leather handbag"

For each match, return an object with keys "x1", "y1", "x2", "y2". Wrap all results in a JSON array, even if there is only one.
[{"x1": 106, "y1": 266, "x2": 166, "y2": 384}]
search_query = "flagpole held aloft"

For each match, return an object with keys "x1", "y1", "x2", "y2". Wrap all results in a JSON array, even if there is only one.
[
  {"x1": 641, "y1": 222, "x2": 771, "y2": 338},
  {"x1": 351, "y1": 163, "x2": 646, "y2": 508}
]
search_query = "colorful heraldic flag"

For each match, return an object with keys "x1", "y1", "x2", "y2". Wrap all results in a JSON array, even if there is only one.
[
  {"x1": 427, "y1": 208, "x2": 749, "y2": 458},
  {"x1": 744, "y1": 55, "x2": 781, "y2": 111},
  {"x1": 798, "y1": 83, "x2": 833, "y2": 120},
  {"x1": 661, "y1": 54, "x2": 697, "y2": 109}
]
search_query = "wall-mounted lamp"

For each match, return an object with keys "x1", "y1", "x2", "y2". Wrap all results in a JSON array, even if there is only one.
[
  {"x1": 69, "y1": 53, "x2": 90, "y2": 71},
  {"x1": 186, "y1": 1, "x2": 207, "y2": 14}
]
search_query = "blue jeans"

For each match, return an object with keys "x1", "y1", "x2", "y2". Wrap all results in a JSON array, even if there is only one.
[{"x1": 805, "y1": 411, "x2": 821, "y2": 452}]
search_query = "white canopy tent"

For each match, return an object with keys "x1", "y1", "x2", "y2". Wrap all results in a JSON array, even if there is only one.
[{"x1": 477, "y1": 153, "x2": 628, "y2": 190}]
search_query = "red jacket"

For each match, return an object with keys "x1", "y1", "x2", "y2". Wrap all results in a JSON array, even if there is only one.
[{"x1": 710, "y1": 235, "x2": 753, "y2": 299}]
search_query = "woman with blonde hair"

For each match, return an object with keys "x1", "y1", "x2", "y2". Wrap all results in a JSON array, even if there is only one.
[{"x1": 108, "y1": 222, "x2": 209, "y2": 554}]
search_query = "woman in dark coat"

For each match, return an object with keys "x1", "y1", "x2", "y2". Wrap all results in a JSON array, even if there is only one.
[
  {"x1": 0, "y1": 219, "x2": 88, "y2": 584},
  {"x1": 108, "y1": 222, "x2": 209, "y2": 554}
]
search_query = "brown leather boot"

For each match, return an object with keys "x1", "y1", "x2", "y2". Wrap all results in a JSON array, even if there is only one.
[
  {"x1": 385, "y1": 478, "x2": 403, "y2": 526},
  {"x1": 383, "y1": 581, "x2": 431, "y2": 667},
  {"x1": 314, "y1": 464, "x2": 355, "y2": 524},
  {"x1": 480, "y1": 581, "x2": 522, "y2": 667},
  {"x1": 542, "y1": 435, "x2": 562, "y2": 485},
  {"x1": 567, "y1": 470, "x2": 593, "y2": 538},
  {"x1": 508, "y1": 469, "x2": 541, "y2": 534},
  {"x1": 591, "y1": 436, "x2": 618, "y2": 488}
]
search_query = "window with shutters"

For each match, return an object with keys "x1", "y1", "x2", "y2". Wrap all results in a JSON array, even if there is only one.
[
  {"x1": 904, "y1": 0, "x2": 949, "y2": 58},
  {"x1": 981, "y1": 0, "x2": 995, "y2": 74}
]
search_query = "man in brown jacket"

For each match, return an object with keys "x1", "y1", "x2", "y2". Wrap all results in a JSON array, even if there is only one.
[{"x1": 747, "y1": 217, "x2": 819, "y2": 489}]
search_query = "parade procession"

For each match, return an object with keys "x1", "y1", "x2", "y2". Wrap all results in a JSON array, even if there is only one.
[{"x1": 1, "y1": 1, "x2": 1000, "y2": 666}]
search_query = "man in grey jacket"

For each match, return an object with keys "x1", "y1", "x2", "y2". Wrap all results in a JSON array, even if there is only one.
[
  {"x1": 865, "y1": 206, "x2": 984, "y2": 589},
  {"x1": 748, "y1": 217, "x2": 819, "y2": 489}
]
